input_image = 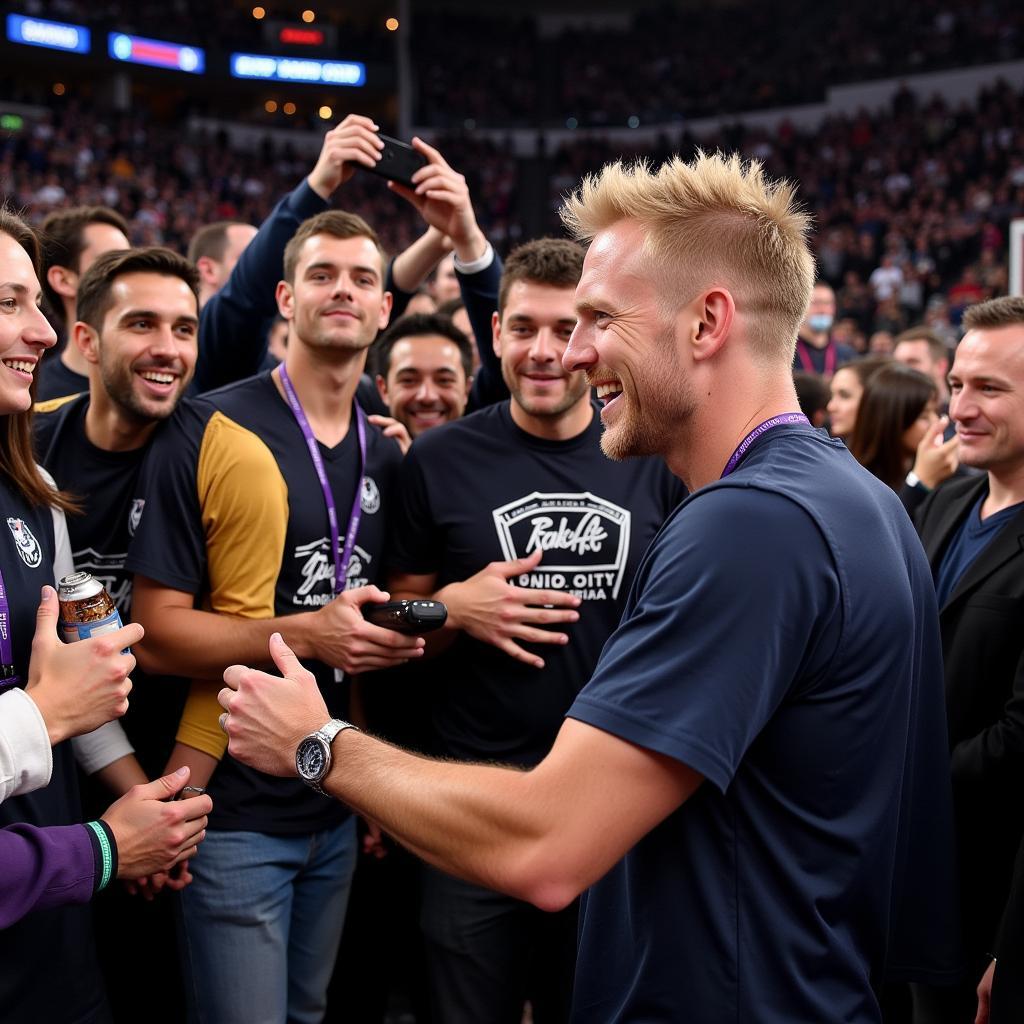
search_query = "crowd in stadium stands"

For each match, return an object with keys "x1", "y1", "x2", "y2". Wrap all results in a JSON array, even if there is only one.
[
  {"x1": 414, "y1": 0, "x2": 1024, "y2": 128},
  {"x1": 547, "y1": 81, "x2": 1022, "y2": 342},
  {"x1": 11, "y1": 0, "x2": 1024, "y2": 128},
  {"x1": 0, "y1": 97, "x2": 521, "y2": 257},
  {"x1": 5, "y1": 78, "x2": 1020, "y2": 340}
]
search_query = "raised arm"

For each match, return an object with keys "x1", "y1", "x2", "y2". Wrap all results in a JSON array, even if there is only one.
[{"x1": 219, "y1": 634, "x2": 703, "y2": 910}]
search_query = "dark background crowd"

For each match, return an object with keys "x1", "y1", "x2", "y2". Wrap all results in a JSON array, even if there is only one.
[{"x1": 2, "y1": 1, "x2": 1024, "y2": 1023}]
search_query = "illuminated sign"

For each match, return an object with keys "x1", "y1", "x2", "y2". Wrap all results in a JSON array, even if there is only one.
[
  {"x1": 0, "y1": 114, "x2": 25, "y2": 132},
  {"x1": 6, "y1": 14, "x2": 90, "y2": 54},
  {"x1": 280, "y1": 27, "x2": 325, "y2": 46},
  {"x1": 230, "y1": 53, "x2": 365, "y2": 86},
  {"x1": 108, "y1": 33, "x2": 205, "y2": 74}
]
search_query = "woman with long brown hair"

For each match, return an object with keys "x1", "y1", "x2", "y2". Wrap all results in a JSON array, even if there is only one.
[{"x1": 847, "y1": 361, "x2": 959, "y2": 512}]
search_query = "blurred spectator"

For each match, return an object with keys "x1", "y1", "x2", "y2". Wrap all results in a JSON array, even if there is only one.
[
  {"x1": 793, "y1": 371, "x2": 830, "y2": 428},
  {"x1": 826, "y1": 356, "x2": 892, "y2": 440}
]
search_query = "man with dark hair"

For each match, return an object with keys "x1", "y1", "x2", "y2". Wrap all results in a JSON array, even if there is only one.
[
  {"x1": 125, "y1": 208, "x2": 420, "y2": 1024},
  {"x1": 31, "y1": 244, "x2": 203, "y2": 1021},
  {"x1": 36, "y1": 206, "x2": 130, "y2": 400},
  {"x1": 913, "y1": 295, "x2": 1024, "y2": 1022},
  {"x1": 361, "y1": 236, "x2": 685, "y2": 1022},
  {"x1": 36, "y1": 247, "x2": 200, "y2": 621},
  {"x1": 373, "y1": 312, "x2": 473, "y2": 443},
  {"x1": 187, "y1": 220, "x2": 259, "y2": 310}
]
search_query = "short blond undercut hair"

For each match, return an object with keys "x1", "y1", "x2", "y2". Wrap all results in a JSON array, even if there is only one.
[{"x1": 560, "y1": 151, "x2": 815, "y2": 363}]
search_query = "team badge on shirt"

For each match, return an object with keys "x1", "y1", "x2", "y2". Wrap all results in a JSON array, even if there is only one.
[
  {"x1": 492, "y1": 492, "x2": 632, "y2": 601},
  {"x1": 360, "y1": 477, "x2": 381, "y2": 515},
  {"x1": 128, "y1": 499, "x2": 145, "y2": 537},
  {"x1": 7, "y1": 517, "x2": 42, "y2": 569}
]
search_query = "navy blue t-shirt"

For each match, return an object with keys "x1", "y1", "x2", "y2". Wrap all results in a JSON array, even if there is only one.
[
  {"x1": 935, "y1": 491, "x2": 1024, "y2": 608},
  {"x1": 567, "y1": 424, "x2": 960, "y2": 1023}
]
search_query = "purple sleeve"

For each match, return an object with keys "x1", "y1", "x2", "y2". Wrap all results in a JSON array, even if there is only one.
[{"x1": 0, "y1": 823, "x2": 97, "y2": 929}]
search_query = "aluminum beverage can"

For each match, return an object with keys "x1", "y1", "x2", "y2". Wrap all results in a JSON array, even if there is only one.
[{"x1": 58, "y1": 571, "x2": 123, "y2": 644}]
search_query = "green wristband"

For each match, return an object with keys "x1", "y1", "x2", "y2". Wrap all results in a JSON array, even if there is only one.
[{"x1": 85, "y1": 820, "x2": 114, "y2": 891}]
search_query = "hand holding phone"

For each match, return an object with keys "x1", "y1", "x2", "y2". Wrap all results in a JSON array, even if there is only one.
[
  {"x1": 358, "y1": 135, "x2": 427, "y2": 189},
  {"x1": 362, "y1": 600, "x2": 447, "y2": 635}
]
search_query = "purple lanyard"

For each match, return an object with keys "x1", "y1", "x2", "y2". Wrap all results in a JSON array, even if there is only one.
[
  {"x1": 721, "y1": 413, "x2": 809, "y2": 479},
  {"x1": 278, "y1": 364, "x2": 366, "y2": 596},
  {"x1": 0, "y1": 566, "x2": 19, "y2": 688}
]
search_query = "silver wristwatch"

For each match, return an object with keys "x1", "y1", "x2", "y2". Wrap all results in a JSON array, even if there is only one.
[{"x1": 295, "y1": 719, "x2": 358, "y2": 796}]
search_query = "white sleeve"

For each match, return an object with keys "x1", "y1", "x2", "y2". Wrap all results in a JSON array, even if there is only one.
[
  {"x1": 38, "y1": 466, "x2": 135, "y2": 775},
  {"x1": 0, "y1": 688, "x2": 53, "y2": 803},
  {"x1": 72, "y1": 721, "x2": 134, "y2": 775},
  {"x1": 38, "y1": 466, "x2": 74, "y2": 585}
]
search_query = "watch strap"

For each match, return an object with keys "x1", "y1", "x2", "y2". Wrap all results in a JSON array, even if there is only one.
[{"x1": 300, "y1": 719, "x2": 359, "y2": 795}]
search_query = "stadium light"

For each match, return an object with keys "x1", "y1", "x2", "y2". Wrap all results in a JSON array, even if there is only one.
[
  {"x1": 108, "y1": 33, "x2": 205, "y2": 74},
  {"x1": 6, "y1": 14, "x2": 90, "y2": 54},
  {"x1": 230, "y1": 53, "x2": 365, "y2": 86}
]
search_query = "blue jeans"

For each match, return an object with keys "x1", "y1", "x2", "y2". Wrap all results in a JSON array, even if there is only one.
[{"x1": 178, "y1": 819, "x2": 357, "y2": 1024}]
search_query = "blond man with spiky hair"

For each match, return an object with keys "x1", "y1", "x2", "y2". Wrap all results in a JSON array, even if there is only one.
[{"x1": 217, "y1": 152, "x2": 960, "y2": 1022}]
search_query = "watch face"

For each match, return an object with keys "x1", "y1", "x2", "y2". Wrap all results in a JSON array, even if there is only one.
[{"x1": 297, "y1": 738, "x2": 327, "y2": 780}]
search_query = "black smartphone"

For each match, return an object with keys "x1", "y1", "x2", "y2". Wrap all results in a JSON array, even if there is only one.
[
  {"x1": 362, "y1": 599, "x2": 447, "y2": 635},
  {"x1": 361, "y1": 134, "x2": 427, "y2": 189}
]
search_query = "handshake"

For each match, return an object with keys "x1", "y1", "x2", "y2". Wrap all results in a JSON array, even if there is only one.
[{"x1": 24, "y1": 585, "x2": 212, "y2": 884}]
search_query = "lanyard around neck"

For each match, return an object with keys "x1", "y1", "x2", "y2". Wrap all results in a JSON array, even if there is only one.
[
  {"x1": 0, "y1": 567, "x2": 20, "y2": 689},
  {"x1": 721, "y1": 413, "x2": 810, "y2": 479},
  {"x1": 278, "y1": 365, "x2": 367, "y2": 596}
]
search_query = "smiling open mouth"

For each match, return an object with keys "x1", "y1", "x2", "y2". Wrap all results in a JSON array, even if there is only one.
[
  {"x1": 2, "y1": 359, "x2": 34, "y2": 375},
  {"x1": 595, "y1": 382, "x2": 623, "y2": 404}
]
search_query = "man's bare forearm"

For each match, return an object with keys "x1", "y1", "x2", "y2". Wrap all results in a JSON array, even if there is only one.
[
  {"x1": 391, "y1": 227, "x2": 452, "y2": 292},
  {"x1": 320, "y1": 728, "x2": 563, "y2": 905},
  {"x1": 135, "y1": 604, "x2": 320, "y2": 679}
]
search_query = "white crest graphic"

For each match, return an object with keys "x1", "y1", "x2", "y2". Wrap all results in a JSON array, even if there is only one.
[
  {"x1": 71, "y1": 548, "x2": 131, "y2": 615},
  {"x1": 7, "y1": 517, "x2": 42, "y2": 569},
  {"x1": 290, "y1": 538, "x2": 372, "y2": 606},
  {"x1": 128, "y1": 499, "x2": 145, "y2": 537},
  {"x1": 492, "y1": 492, "x2": 631, "y2": 600},
  {"x1": 360, "y1": 476, "x2": 380, "y2": 515}
]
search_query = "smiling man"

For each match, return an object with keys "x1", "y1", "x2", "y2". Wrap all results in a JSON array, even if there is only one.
[
  {"x1": 913, "y1": 295, "x2": 1024, "y2": 1023},
  {"x1": 373, "y1": 312, "x2": 473, "y2": 441},
  {"x1": 123, "y1": 210, "x2": 420, "y2": 1024},
  {"x1": 219, "y1": 158, "x2": 959, "y2": 1022}
]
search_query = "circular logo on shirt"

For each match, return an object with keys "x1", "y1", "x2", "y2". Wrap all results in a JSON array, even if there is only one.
[
  {"x1": 7, "y1": 517, "x2": 42, "y2": 569},
  {"x1": 360, "y1": 476, "x2": 381, "y2": 515},
  {"x1": 128, "y1": 498, "x2": 145, "y2": 537}
]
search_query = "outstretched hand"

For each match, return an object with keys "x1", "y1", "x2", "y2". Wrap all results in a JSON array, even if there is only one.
[{"x1": 220, "y1": 634, "x2": 328, "y2": 777}]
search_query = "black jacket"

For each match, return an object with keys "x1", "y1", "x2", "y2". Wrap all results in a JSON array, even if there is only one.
[{"x1": 915, "y1": 474, "x2": 1024, "y2": 971}]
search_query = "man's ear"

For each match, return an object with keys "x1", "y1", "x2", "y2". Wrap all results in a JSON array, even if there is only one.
[
  {"x1": 46, "y1": 265, "x2": 78, "y2": 301},
  {"x1": 686, "y1": 288, "x2": 735, "y2": 364},
  {"x1": 275, "y1": 279, "x2": 295, "y2": 322},
  {"x1": 491, "y1": 310, "x2": 502, "y2": 359},
  {"x1": 378, "y1": 290, "x2": 393, "y2": 333},
  {"x1": 195, "y1": 256, "x2": 220, "y2": 290},
  {"x1": 72, "y1": 321, "x2": 100, "y2": 366},
  {"x1": 375, "y1": 373, "x2": 389, "y2": 403}
]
